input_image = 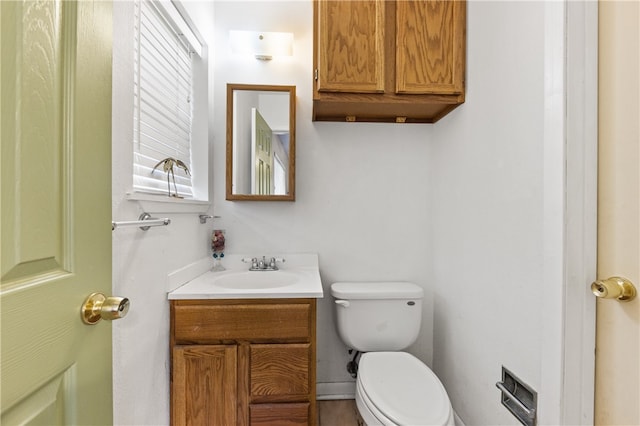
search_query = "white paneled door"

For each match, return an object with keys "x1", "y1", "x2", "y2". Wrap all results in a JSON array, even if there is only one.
[
  {"x1": 595, "y1": 1, "x2": 640, "y2": 424},
  {"x1": 251, "y1": 108, "x2": 274, "y2": 195},
  {"x1": 1, "y1": 1, "x2": 114, "y2": 423}
]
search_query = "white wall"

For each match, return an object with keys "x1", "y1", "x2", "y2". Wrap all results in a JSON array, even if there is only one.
[
  {"x1": 111, "y1": 2, "x2": 216, "y2": 425},
  {"x1": 259, "y1": 92, "x2": 290, "y2": 131},
  {"x1": 429, "y1": 2, "x2": 551, "y2": 424},
  {"x1": 112, "y1": 1, "x2": 433, "y2": 423},
  {"x1": 112, "y1": 1, "x2": 567, "y2": 425},
  {"x1": 208, "y1": 0, "x2": 436, "y2": 392}
]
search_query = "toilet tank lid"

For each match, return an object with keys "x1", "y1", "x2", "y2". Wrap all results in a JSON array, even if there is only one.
[{"x1": 331, "y1": 282, "x2": 423, "y2": 300}]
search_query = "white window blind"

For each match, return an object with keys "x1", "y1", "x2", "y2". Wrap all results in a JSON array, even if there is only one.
[{"x1": 133, "y1": 0, "x2": 195, "y2": 198}]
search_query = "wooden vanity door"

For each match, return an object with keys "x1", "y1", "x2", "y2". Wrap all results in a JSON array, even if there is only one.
[
  {"x1": 396, "y1": 0, "x2": 466, "y2": 95},
  {"x1": 248, "y1": 344, "x2": 312, "y2": 425},
  {"x1": 172, "y1": 345, "x2": 237, "y2": 426},
  {"x1": 315, "y1": 0, "x2": 386, "y2": 93},
  {"x1": 250, "y1": 344, "x2": 311, "y2": 400}
]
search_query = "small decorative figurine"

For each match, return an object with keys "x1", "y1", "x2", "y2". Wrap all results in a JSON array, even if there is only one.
[
  {"x1": 211, "y1": 229, "x2": 225, "y2": 271},
  {"x1": 151, "y1": 157, "x2": 190, "y2": 198}
]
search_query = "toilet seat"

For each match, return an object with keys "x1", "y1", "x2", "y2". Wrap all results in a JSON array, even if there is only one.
[
  {"x1": 356, "y1": 379, "x2": 395, "y2": 426},
  {"x1": 357, "y1": 352, "x2": 453, "y2": 426}
]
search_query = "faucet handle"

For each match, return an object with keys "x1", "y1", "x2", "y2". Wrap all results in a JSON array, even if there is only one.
[
  {"x1": 269, "y1": 257, "x2": 285, "y2": 269},
  {"x1": 242, "y1": 257, "x2": 258, "y2": 269}
]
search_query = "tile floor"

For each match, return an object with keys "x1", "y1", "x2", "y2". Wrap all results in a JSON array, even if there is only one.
[{"x1": 317, "y1": 399, "x2": 365, "y2": 426}]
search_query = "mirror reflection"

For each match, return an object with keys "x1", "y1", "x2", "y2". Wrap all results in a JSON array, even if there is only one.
[{"x1": 226, "y1": 84, "x2": 296, "y2": 201}]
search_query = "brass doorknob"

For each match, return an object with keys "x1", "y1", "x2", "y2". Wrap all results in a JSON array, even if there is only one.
[
  {"x1": 81, "y1": 292, "x2": 130, "y2": 324},
  {"x1": 591, "y1": 277, "x2": 637, "y2": 302}
]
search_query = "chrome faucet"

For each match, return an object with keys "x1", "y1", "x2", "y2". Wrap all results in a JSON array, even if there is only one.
[{"x1": 242, "y1": 256, "x2": 285, "y2": 271}]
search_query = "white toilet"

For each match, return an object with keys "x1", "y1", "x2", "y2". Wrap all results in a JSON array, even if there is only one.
[{"x1": 331, "y1": 282, "x2": 454, "y2": 426}]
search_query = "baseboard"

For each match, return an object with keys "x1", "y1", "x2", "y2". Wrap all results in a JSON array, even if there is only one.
[{"x1": 316, "y1": 381, "x2": 356, "y2": 400}]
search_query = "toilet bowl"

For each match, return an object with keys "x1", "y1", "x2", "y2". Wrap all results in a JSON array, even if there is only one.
[
  {"x1": 355, "y1": 352, "x2": 454, "y2": 426},
  {"x1": 330, "y1": 282, "x2": 454, "y2": 426}
]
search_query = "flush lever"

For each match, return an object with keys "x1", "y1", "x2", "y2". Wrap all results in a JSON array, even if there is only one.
[{"x1": 335, "y1": 300, "x2": 350, "y2": 308}]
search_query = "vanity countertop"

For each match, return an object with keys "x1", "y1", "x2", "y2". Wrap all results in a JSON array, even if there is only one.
[{"x1": 168, "y1": 253, "x2": 324, "y2": 300}]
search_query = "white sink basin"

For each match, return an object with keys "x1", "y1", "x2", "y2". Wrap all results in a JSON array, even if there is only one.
[
  {"x1": 213, "y1": 270, "x2": 299, "y2": 289},
  {"x1": 168, "y1": 254, "x2": 324, "y2": 299}
]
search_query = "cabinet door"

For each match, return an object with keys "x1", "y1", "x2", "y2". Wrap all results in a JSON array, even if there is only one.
[
  {"x1": 250, "y1": 403, "x2": 310, "y2": 426},
  {"x1": 316, "y1": 0, "x2": 385, "y2": 93},
  {"x1": 250, "y1": 344, "x2": 310, "y2": 401},
  {"x1": 396, "y1": 0, "x2": 465, "y2": 94},
  {"x1": 172, "y1": 345, "x2": 237, "y2": 426}
]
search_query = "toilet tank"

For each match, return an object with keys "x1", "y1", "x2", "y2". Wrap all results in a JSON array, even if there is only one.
[{"x1": 331, "y1": 282, "x2": 424, "y2": 352}]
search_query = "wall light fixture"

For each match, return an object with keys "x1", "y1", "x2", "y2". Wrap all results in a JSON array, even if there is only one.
[{"x1": 229, "y1": 30, "x2": 293, "y2": 60}]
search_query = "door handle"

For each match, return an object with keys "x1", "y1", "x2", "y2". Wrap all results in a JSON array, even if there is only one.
[
  {"x1": 591, "y1": 276, "x2": 636, "y2": 302},
  {"x1": 81, "y1": 293, "x2": 130, "y2": 324}
]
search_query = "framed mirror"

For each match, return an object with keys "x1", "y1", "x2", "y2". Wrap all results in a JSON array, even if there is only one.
[{"x1": 226, "y1": 84, "x2": 296, "y2": 201}]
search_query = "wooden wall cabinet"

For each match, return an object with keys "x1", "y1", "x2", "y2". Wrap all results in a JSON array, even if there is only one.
[
  {"x1": 170, "y1": 299, "x2": 317, "y2": 426},
  {"x1": 313, "y1": 0, "x2": 466, "y2": 123}
]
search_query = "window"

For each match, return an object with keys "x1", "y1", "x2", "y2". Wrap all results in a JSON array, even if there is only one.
[{"x1": 132, "y1": 0, "x2": 203, "y2": 198}]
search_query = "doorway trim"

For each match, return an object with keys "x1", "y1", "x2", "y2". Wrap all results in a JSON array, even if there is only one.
[{"x1": 539, "y1": 1, "x2": 598, "y2": 424}]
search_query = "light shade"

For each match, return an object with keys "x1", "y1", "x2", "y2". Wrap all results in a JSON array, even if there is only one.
[{"x1": 229, "y1": 30, "x2": 293, "y2": 60}]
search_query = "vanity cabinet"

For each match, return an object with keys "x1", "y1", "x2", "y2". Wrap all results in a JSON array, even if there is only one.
[
  {"x1": 170, "y1": 299, "x2": 317, "y2": 426},
  {"x1": 313, "y1": 0, "x2": 466, "y2": 123}
]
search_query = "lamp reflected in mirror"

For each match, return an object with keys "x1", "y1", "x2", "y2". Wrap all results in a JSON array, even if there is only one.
[{"x1": 226, "y1": 84, "x2": 296, "y2": 201}]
